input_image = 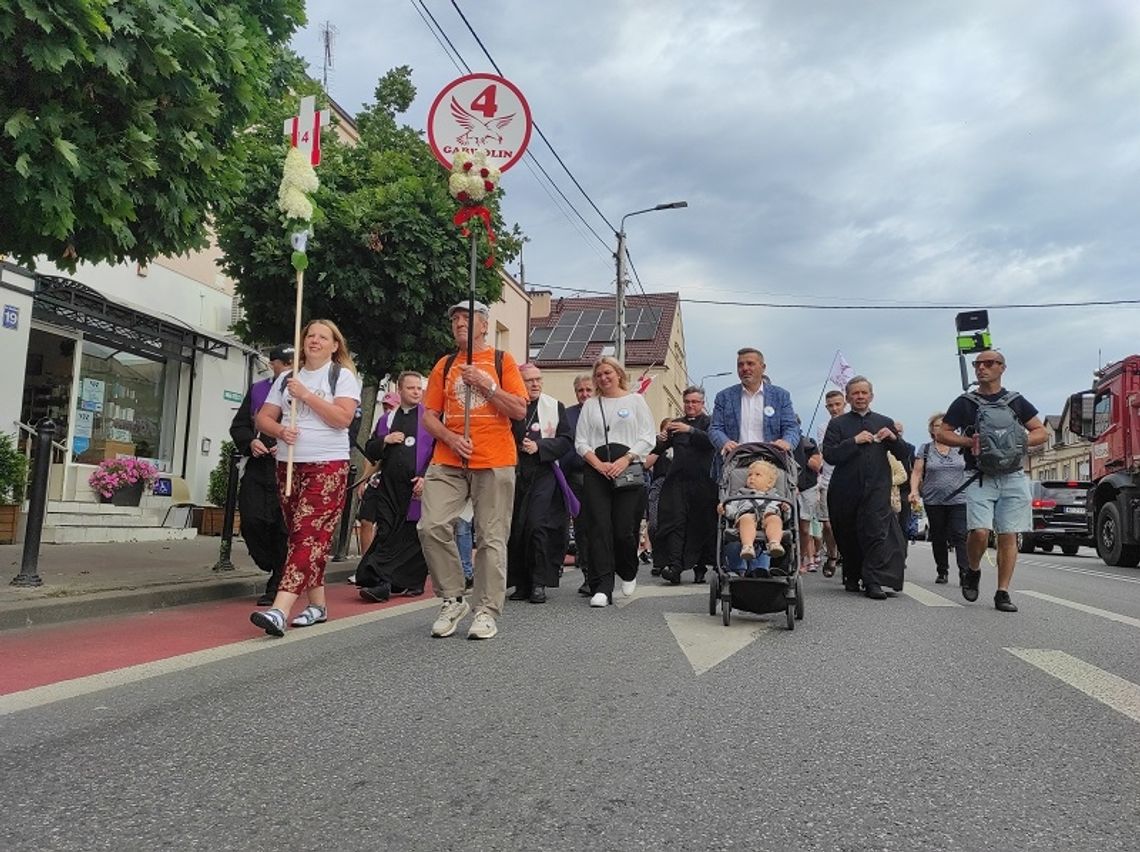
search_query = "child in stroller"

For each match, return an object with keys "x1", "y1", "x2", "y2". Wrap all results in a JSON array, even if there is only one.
[{"x1": 719, "y1": 459, "x2": 789, "y2": 575}]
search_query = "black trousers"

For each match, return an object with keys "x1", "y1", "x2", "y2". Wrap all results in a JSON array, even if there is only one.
[
  {"x1": 925, "y1": 503, "x2": 968, "y2": 576},
  {"x1": 582, "y1": 468, "x2": 646, "y2": 598}
]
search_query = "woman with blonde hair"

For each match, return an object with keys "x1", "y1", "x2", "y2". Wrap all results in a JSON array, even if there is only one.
[
  {"x1": 250, "y1": 318, "x2": 362, "y2": 635},
  {"x1": 573, "y1": 356, "x2": 656, "y2": 607}
]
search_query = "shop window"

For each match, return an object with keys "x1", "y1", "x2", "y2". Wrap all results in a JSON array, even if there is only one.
[{"x1": 73, "y1": 342, "x2": 179, "y2": 471}]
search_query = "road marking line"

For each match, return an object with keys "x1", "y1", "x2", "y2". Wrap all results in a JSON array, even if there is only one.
[
  {"x1": 0, "y1": 598, "x2": 439, "y2": 717},
  {"x1": 1005, "y1": 648, "x2": 1140, "y2": 724},
  {"x1": 663, "y1": 612, "x2": 772, "y2": 675},
  {"x1": 1022, "y1": 561, "x2": 1140, "y2": 584},
  {"x1": 1018, "y1": 590, "x2": 1140, "y2": 629},
  {"x1": 614, "y1": 584, "x2": 704, "y2": 608},
  {"x1": 901, "y1": 582, "x2": 961, "y2": 607}
]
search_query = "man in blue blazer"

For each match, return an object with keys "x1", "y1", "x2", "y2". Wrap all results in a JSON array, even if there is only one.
[{"x1": 709, "y1": 347, "x2": 800, "y2": 478}]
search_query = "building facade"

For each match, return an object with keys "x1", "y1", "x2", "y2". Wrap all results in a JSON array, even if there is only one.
[{"x1": 1028, "y1": 410, "x2": 1091, "y2": 481}]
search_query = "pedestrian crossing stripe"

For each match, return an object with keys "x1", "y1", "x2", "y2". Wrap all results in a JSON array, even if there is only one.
[{"x1": 1018, "y1": 590, "x2": 1140, "y2": 630}]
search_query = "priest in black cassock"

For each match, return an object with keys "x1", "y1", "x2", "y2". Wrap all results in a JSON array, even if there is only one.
[
  {"x1": 508, "y1": 364, "x2": 575, "y2": 604},
  {"x1": 655, "y1": 387, "x2": 718, "y2": 585},
  {"x1": 822, "y1": 376, "x2": 912, "y2": 599},
  {"x1": 356, "y1": 372, "x2": 435, "y2": 603}
]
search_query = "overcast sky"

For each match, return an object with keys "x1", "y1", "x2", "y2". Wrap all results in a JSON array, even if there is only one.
[{"x1": 292, "y1": 0, "x2": 1140, "y2": 441}]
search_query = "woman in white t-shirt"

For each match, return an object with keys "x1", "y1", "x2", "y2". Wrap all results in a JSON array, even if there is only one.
[{"x1": 250, "y1": 319, "x2": 362, "y2": 636}]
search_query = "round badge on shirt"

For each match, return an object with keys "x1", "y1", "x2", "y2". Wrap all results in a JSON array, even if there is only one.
[
  {"x1": 404, "y1": 436, "x2": 416, "y2": 447},
  {"x1": 618, "y1": 408, "x2": 630, "y2": 418},
  {"x1": 763, "y1": 406, "x2": 775, "y2": 417},
  {"x1": 530, "y1": 423, "x2": 540, "y2": 432}
]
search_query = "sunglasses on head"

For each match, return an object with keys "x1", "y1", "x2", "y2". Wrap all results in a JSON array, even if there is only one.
[{"x1": 973, "y1": 358, "x2": 1002, "y2": 368}]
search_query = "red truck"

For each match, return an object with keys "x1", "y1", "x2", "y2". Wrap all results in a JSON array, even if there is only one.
[{"x1": 1068, "y1": 355, "x2": 1140, "y2": 567}]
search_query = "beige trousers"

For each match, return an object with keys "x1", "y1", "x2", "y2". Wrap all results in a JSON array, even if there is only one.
[{"x1": 418, "y1": 463, "x2": 515, "y2": 617}]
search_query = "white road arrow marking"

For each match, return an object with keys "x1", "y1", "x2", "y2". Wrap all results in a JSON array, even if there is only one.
[
  {"x1": 664, "y1": 612, "x2": 772, "y2": 675},
  {"x1": 1006, "y1": 648, "x2": 1140, "y2": 724},
  {"x1": 901, "y1": 582, "x2": 961, "y2": 607},
  {"x1": 1018, "y1": 590, "x2": 1140, "y2": 630},
  {"x1": 614, "y1": 583, "x2": 705, "y2": 609}
]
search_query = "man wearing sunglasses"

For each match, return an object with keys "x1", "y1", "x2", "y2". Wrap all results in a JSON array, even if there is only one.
[{"x1": 939, "y1": 351, "x2": 1047, "y2": 612}]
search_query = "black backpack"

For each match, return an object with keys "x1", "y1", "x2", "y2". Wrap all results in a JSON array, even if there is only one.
[{"x1": 280, "y1": 362, "x2": 364, "y2": 450}]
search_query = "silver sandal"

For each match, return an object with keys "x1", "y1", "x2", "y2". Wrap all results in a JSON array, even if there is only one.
[
  {"x1": 250, "y1": 608, "x2": 286, "y2": 637},
  {"x1": 290, "y1": 605, "x2": 327, "y2": 628}
]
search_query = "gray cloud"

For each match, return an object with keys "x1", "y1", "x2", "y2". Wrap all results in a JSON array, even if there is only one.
[{"x1": 295, "y1": 0, "x2": 1140, "y2": 434}]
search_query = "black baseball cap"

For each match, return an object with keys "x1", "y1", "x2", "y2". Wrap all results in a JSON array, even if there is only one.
[{"x1": 268, "y1": 344, "x2": 294, "y2": 363}]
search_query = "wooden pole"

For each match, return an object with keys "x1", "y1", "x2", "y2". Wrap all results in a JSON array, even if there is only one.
[
  {"x1": 462, "y1": 231, "x2": 476, "y2": 444},
  {"x1": 285, "y1": 266, "x2": 304, "y2": 495}
]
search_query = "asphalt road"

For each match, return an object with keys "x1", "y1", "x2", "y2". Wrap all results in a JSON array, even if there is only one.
[{"x1": 1, "y1": 545, "x2": 1137, "y2": 851}]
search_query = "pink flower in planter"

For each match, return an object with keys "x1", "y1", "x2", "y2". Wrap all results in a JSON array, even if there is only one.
[{"x1": 88, "y1": 457, "x2": 159, "y2": 499}]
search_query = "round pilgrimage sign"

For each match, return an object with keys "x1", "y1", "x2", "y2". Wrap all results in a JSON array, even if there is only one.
[{"x1": 427, "y1": 73, "x2": 532, "y2": 172}]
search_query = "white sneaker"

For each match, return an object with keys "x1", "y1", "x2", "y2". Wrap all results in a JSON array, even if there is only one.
[
  {"x1": 620, "y1": 579, "x2": 637, "y2": 597},
  {"x1": 430, "y1": 597, "x2": 470, "y2": 638},
  {"x1": 589, "y1": 592, "x2": 609, "y2": 607},
  {"x1": 466, "y1": 610, "x2": 498, "y2": 640}
]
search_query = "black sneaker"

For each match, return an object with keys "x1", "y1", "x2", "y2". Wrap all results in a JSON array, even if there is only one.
[
  {"x1": 994, "y1": 590, "x2": 1018, "y2": 612},
  {"x1": 935, "y1": 573, "x2": 948, "y2": 585},
  {"x1": 464, "y1": 576, "x2": 474, "y2": 591},
  {"x1": 962, "y1": 569, "x2": 981, "y2": 602}
]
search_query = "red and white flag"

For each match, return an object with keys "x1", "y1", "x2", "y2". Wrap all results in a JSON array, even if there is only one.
[
  {"x1": 635, "y1": 373, "x2": 653, "y2": 395},
  {"x1": 828, "y1": 352, "x2": 855, "y2": 389}
]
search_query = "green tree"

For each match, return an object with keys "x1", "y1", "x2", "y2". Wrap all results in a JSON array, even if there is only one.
[
  {"x1": 214, "y1": 66, "x2": 521, "y2": 380},
  {"x1": 0, "y1": 0, "x2": 305, "y2": 270}
]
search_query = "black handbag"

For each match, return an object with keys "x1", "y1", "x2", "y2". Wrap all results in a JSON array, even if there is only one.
[{"x1": 598, "y1": 397, "x2": 644, "y2": 491}]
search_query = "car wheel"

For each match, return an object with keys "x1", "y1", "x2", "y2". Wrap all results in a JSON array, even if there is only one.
[
  {"x1": 1061, "y1": 544, "x2": 1079, "y2": 556},
  {"x1": 1040, "y1": 543, "x2": 1054, "y2": 552},
  {"x1": 1017, "y1": 533, "x2": 1033, "y2": 554},
  {"x1": 1096, "y1": 502, "x2": 1140, "y2": 567}
]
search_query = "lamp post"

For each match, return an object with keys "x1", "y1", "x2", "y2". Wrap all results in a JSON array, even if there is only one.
[
  {"x1": 615, "y1": 201, "x2": 688, "y2": 366},
  {"x1": 699, "y1": 371, "x2": 732, "y2": 389}
]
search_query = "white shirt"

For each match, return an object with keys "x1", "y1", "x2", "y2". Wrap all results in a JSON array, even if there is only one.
[
  {"x1": 575, "y1": 393, "x2": 656, "y2": 461},
  {"x1": 739, "y1": 384, "x2": 766, "y2": 444},
  {"x1": 265, "y1": 361, "x2": 362, "y2": 463}
]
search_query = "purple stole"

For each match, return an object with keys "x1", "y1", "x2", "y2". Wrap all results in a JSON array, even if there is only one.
[
  {"x1": 250, "y1": 377, "x2": 274, "y2": 415},
  {"x1": 374, "y1": 403, "x2": 434, "y2": 522}
]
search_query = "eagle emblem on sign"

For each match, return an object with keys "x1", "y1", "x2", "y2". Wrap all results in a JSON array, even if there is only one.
[{"x1": 450, "y1": 96, "x2": 516, "y2": 147}]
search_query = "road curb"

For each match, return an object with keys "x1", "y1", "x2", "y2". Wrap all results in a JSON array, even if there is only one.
[{"x1": 0, "y1": 565, "x2": 356, "y2": 631}]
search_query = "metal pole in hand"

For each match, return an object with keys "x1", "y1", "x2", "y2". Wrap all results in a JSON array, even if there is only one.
[
  {"x1": 332, "y1": 463, "x2": 358, "y2": 562},
  {"x1": 11, "y1": 418, "x2": 56, "y2": 587},
  {"x1": 212, "y1": 447, "x2": 241, "y2": 572},
  {"x1": 285, "y1": 267, "x2": 305, "y2": 495}
]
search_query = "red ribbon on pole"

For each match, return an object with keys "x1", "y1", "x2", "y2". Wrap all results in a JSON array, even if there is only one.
[{"x1": 453, "y1": 205, "x2": 497, "y2": 268}]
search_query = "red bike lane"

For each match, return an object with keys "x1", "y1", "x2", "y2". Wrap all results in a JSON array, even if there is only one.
[{"x1": 0, "y1": 582, "x2": 432, "y2": 696}]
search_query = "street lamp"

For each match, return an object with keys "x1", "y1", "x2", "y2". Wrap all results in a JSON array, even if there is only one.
[
  {"x1": 699, "y1": 371, "x2": 732, "y2": 388},
  {"x1": 615, "y1": 201, "x2": 688, "y2": 366}
]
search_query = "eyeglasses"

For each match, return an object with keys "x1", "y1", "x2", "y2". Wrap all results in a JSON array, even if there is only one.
[{"x1": 972, "y1": 359, "x2": 1003, "y2": 368}]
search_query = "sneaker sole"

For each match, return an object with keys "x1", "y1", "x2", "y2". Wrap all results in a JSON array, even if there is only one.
[
  {"x1": 467, "y1": 627, "x2": 498, "y2": 640},
  {"x1": 250, "y1": 611, "x2": 285, "y2": 637}
]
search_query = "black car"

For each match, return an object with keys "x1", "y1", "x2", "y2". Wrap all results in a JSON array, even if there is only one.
[{"x1": 1019, "y1": 480, "x2": 1093, "y2": 555}]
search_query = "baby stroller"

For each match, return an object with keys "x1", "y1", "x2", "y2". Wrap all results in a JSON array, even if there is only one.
[{"x1": 709, "y1": 442, "x2": 804, "y2": 629}]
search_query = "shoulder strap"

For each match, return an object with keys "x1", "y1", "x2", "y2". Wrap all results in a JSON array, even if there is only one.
[
  {"x1": 329, "y1": 361, "x2": 341, "y2": 395},
  {"x1": 442, "y1": 349, "x2": 504, "y2": 383},
  {"x1": 442, "y1": 351, "x2": 458, "y2": 384},
  {"x1": 597, "y1": 396, "x2": 613, "y2": 462}
]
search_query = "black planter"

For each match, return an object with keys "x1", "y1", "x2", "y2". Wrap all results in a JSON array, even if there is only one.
[{"x1": 103, "y1": 481, "x2": 145, "y2": 507}]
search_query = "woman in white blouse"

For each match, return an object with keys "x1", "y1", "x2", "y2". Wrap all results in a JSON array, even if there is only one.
[
  {"x1": 251, "y1": 319, "x2": 362, "y2": 636},
  {"x1": 574, "y1": 356, "x2": 656, "y2": 607}
]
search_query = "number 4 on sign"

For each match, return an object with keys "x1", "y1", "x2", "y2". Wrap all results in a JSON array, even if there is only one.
[{"x1": 283, "y1": 95, "x2": 330, "y2": 166}]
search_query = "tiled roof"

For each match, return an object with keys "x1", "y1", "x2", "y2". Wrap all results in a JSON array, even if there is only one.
[{"x1": 529, "y1": 292, "x2": 679, "y2": 369}]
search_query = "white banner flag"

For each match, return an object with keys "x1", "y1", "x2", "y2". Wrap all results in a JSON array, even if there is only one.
[{"x1": 828, "y1": 352, "x2": 855, "y2": 389}]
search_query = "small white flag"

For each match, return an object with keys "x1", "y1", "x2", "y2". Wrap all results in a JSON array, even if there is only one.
[{"x1": 828, "y1": 352, "x2": 855, "y2": 389}]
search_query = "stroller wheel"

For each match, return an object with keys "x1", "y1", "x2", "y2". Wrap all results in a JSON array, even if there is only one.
[
  {"x1": 708, "y1": 572, "x2": 719, "y2": 616},
  {"x1": 785, "y1": 603, "x2": 795, "y2": 630},
  {"x1": 722, "y1": 593, "x2": 732, "y2": 626},
  {"x1": 794, "y1": 574, "x2": 804, "y2": 620}
]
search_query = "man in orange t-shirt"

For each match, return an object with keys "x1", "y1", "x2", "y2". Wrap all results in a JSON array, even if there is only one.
[{"x1": 418, "y1": 300, "x2": 527, "y2": 641}]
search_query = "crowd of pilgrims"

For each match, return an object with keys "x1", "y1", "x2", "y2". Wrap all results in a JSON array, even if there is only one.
[{"x1": 234, "y1": 310, "x2": 944, "y2": 641}]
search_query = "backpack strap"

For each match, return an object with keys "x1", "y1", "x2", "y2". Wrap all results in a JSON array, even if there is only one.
[{"x1": 441, "y1": 349, "x2": 504, "y2": 386}]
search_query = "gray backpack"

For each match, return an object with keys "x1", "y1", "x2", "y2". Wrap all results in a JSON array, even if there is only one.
[{"x1": 965, "y1": 391, "x2": 1027, "y2": 475}]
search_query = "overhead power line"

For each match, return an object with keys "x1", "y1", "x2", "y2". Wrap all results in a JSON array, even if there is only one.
[{"x1": 537, "y1": 284, "x2": 1140, "y2": 311}]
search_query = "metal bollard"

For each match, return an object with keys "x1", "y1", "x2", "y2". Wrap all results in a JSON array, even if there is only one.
[
  {"x1": 211, "y1": 448, "x2": 242, "y2": 572},
  {"x1": 332, "y1": 463, "x2": 358, "y2": 562},
  {"x1": 11, "y1": 418, "x2": 56, "y2": 587}
]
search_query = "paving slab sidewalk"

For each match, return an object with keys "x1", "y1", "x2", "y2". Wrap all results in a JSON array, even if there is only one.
[{"x1": 0, "y1": 537, "x2": 358, "y2": 631}]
